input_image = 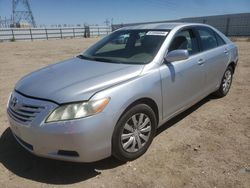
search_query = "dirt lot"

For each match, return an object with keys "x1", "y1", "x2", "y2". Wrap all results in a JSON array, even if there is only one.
[{"x1": 0, "y1": 38, "x2": 249, "y2": 188}]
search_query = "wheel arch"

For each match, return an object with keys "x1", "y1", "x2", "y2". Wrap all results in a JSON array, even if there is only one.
[
  {"x1": 228, "y1": 61, "x2": 236, "y2": 74},
  {"x1": 119, "y1": 97, "x2": 159, "y2": 126}
]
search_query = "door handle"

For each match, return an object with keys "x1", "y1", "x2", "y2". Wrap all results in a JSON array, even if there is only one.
[
  {"x1": 224, "y1": 48, "x2": 229, "y2": 54},
  {"x1": 198, "y1": 59, "x2": 205, "y2": 65}
]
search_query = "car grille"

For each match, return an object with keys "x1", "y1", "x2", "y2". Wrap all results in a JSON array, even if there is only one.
[{"x1": 7, "y1": 103, "x2": 45, "y2": 123}]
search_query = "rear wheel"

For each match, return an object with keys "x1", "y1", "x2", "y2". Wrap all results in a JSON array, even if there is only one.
[
  {"x1": 112, "y1": 104, "x2": 157, "y2": 161},
  {"x1": 214, "y1": 66, "x2": 233, "y2": 97}
]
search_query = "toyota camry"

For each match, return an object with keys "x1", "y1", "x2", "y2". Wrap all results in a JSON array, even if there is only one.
[{"x1": 7, "y1": 23, "x2": 238, "y2": 162}]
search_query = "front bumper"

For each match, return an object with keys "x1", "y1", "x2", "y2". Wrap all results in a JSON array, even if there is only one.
[{"x1": 7, "y1": 91, "x2": 116, "y2": 162}]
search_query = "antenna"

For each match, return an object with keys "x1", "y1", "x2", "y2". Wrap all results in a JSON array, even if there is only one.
[{"x1": 12, "y1": 0, "x2": 36, "y2": 27}]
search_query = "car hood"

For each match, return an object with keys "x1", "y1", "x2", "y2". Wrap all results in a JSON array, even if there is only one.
[{"x1": 15, "y1": 57, "x2": 144, "y2": 104}]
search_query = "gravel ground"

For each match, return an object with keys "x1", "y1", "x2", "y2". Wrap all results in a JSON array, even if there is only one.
[{"x1": 0, "y1": 38, "x2": 249, "y2": 188}]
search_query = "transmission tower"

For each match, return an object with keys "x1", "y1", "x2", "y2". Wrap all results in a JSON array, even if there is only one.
[{"x1": 12, "y1": 0, "x2": 36, "y2": 27}]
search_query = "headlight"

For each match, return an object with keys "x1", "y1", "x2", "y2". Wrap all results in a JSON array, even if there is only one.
[{"x1": 46, "y1": 97, "x2": 110, "y2": 123}]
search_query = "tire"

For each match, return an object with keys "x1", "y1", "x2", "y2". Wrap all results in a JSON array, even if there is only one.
[
  {"x1": 112, "y1": 104, "x2": 157, "y2": 161},
  {"x1": 214, "y1": 66, "x2": 233, "y2": 97}
]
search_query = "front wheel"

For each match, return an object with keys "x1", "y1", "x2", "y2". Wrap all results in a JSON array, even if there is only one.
[
  {"x1": 112, "y1": 104, "x2": 157, "y2": 161},
  {"x1": 214, "y1": 66, "x2": 233, "y2": 97}
]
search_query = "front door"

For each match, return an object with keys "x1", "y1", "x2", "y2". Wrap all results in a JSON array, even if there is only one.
[{"x1": 160, "y1": 28, "x2": 206, "y2": 119}]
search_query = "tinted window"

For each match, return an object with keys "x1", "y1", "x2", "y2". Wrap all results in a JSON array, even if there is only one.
[
  {"x1": 215, "y1": 32, "x2": 226, "y2": 46},
  {"x1": 169, "y1": 29, "x2": 199, "y2": 55},
  {"x1": 197, "y1": 27, "x2": 217, "y2": 51}
]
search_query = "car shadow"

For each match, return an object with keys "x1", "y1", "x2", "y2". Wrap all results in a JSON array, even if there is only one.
[{"x1": 0, "y1": 95, "x2": 214, "y2": 185}]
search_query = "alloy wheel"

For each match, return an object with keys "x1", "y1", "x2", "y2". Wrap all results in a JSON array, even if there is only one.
[
  {"x1": 121, "y1": 113, "x2": 152, "y2": 153},
  {"x1": 222, "y1": 69, "x2": 232, "y2": 94}
]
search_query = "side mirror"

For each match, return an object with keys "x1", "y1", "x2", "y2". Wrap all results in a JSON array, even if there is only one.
[{"x1": 164, "y1": 49, "x2": 189, "y2": 63}]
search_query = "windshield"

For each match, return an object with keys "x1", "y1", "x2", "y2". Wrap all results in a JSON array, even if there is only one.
[{"x1": 80, "y1": 29, "x2": 169, "y2": 64}]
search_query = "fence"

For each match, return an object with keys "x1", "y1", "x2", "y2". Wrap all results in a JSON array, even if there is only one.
[
  {"x1": 181, "y1": 13, "x2": 250, "y2": 36},
  {"x1": 112, "y1": 13, "x2": 250, "y2": 36},
  {"x1": 0, "y1": 26, "x2": 112, "y2": 41}
]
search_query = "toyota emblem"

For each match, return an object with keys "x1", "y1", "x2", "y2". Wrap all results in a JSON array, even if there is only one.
[{"x1": 11, "y1": 97, "x2": 18, "y2": 108}]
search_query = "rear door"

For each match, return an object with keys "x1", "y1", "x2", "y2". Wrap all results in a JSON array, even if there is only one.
[
  {"x1": 160, "y1": 28, "x2": 206, "y2": 119},
  {"x1": 195, "y1": 26, "x2": 229, "y2": 92}
]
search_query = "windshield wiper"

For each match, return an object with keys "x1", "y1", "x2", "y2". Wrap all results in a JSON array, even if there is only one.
[
  {"x1": 92, "y1": 57, "x2": 120, "y2": 63},
  {"x1": 77, "y1": 54, "x2": 94, "y2": 60},
  {"x1": 77, "y1": 54, "x2": 124, "y2": 64}
]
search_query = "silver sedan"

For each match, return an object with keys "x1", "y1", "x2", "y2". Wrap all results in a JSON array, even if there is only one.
[{"x1": 7, "y1": 23, "x2": 238, "y2": 162}]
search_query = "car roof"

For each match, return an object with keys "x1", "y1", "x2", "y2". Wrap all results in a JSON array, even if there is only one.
[
  {"x1": 118, "y1": 22, "x2": 231, "y2": 44},
  {"x1": 120, "y1": 22, "x2": 207, "y2": 30}
]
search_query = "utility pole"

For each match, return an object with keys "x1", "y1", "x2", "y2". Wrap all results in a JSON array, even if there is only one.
[
  {"x1": 104, "y1": 19, "x2": 110, "y2": 26},
  {"x1": 0, "y1": 16, "x2": 11, "y2": 28}
]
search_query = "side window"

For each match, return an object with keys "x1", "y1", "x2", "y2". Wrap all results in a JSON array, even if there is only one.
[
  {"x1": 197, "y1": 27, "x2": 217, "y2": 51},
  {"x1": 169, "y1": 29, "x2": 199, "y2": 55},
  {"x1": 215, "y1": 32, "x2": 226, "y2": 46}
]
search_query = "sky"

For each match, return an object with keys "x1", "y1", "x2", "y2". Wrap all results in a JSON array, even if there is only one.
[{"x1": 0, "y1": 0, "x2": 250, "y2": 26}]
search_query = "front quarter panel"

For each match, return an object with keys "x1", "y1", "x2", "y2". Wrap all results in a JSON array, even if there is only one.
[{"x1": 91, "y1": 67, "x2": 162, "y2": 136}]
